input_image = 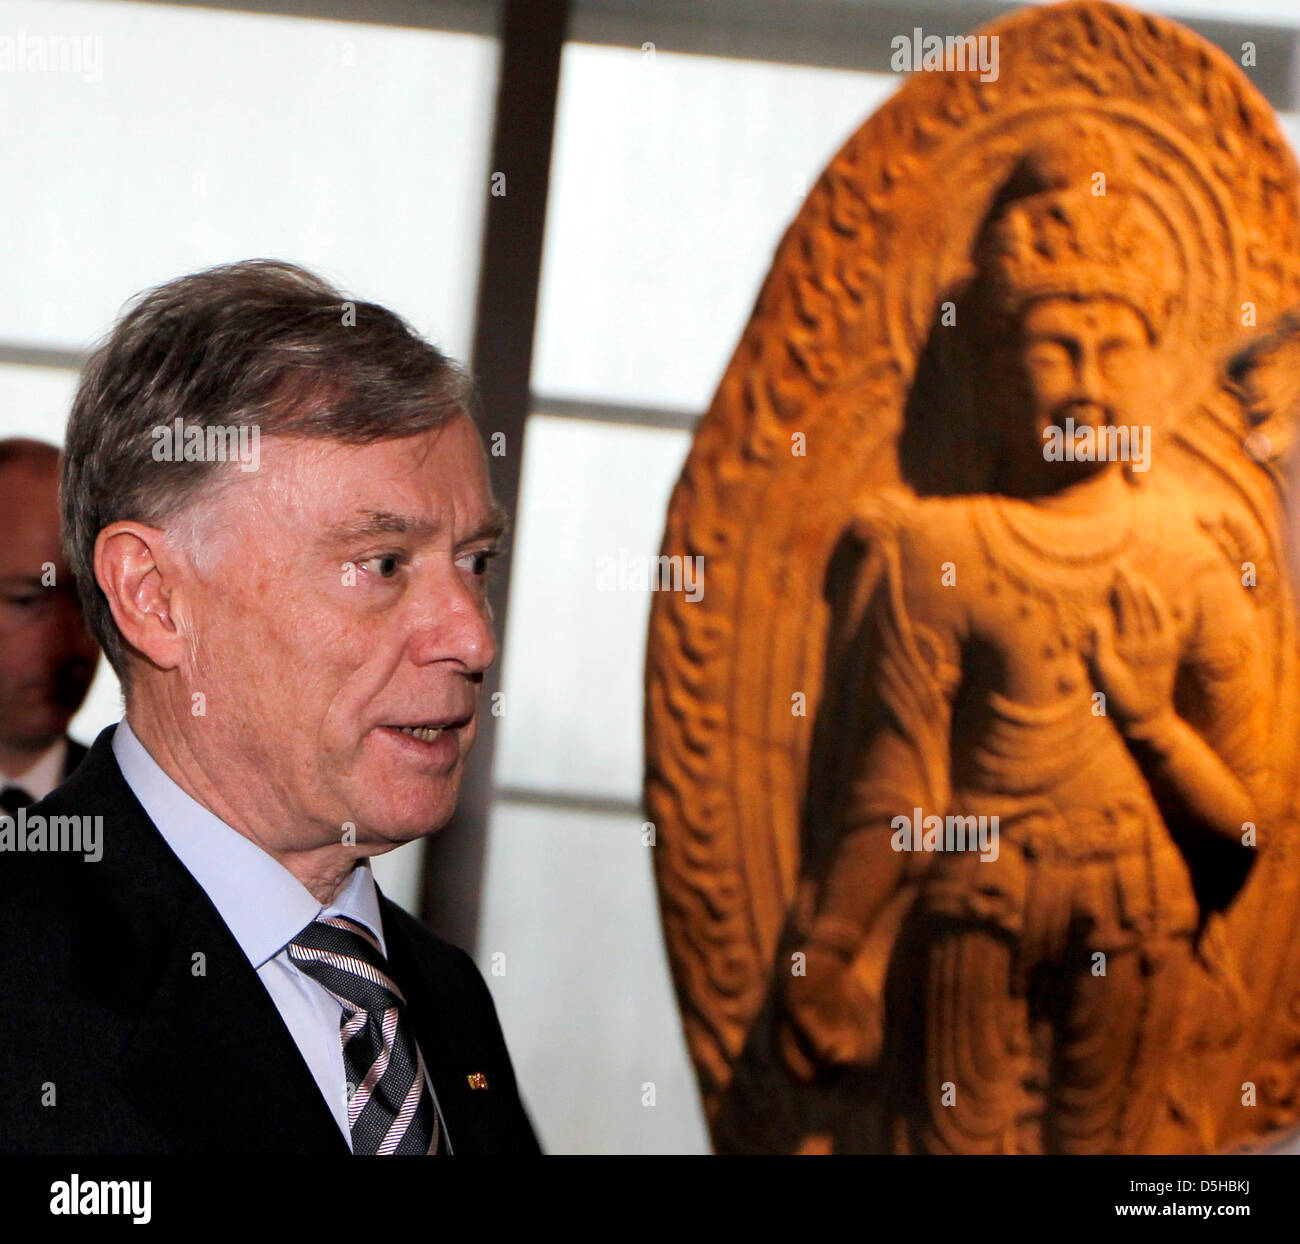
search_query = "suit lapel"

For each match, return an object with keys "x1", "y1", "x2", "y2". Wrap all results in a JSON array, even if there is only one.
[
  {"x1": 114, "y1": 895, "x2": 348, "y2": 1155},
  {"x1": 62, "y1": 728, "x2": 347, "y2": 1155},
  {"x1": 61, "y1": 737, "x2": 88, "y2": 780},
  {"x1": 381, "y1": 902, "x2": 484, "y2": 1153}
]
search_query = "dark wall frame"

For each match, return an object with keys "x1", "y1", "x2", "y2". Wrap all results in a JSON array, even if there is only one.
[{"x1": 421, "y1": 0, "x2": 571, "y2": 947}]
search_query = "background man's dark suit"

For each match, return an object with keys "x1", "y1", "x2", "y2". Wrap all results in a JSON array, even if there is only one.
[
  {"x1": 0, "y1": 726, "x2": 540, "y2": 1155},
  {"x1": 0, "y1": 740, "x2": 86, "y2": 813}
]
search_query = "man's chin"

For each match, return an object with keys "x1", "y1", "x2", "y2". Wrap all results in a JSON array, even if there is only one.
[
  {"x1": 354, "y1": 791, "x2": 460, "y2": 847},
  {"x1": 350, "y1": 734, "x2": 465, "y2": 838}
]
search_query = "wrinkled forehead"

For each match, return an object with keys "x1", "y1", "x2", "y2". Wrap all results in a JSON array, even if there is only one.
[{"x1": 218, "y1": 420, "x2": 499, "y2": 537}]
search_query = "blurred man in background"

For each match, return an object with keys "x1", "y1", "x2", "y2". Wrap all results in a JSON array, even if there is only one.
[{"x1": 0, "y1": 438, "x2": 98, "y2": 812}]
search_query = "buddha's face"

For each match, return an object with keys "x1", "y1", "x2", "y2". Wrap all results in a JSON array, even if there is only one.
[{"x1": 1008, "y1": 295, "x2": 1156, "y2": 482}]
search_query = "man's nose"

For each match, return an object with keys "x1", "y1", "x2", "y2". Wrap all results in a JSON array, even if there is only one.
[{"x1": 408, "y1": 570, "x2": 497, "y2": 674}]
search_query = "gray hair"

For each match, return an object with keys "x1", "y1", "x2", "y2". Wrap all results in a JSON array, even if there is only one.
[{"x1": 62, "y1": 259, "x2": 475, "y2": 687}]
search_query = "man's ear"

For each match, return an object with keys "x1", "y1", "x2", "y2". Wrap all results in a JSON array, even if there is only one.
[{"x1": 94, "y1": 521, "x2": 191, "y2": 673}]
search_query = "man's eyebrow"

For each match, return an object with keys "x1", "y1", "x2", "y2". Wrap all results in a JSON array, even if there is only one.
[
  {"x1": 323, "y1": 502, "x2": 510, "y2": 545},
  {"x1": 323, "y1": 510, "x2": 426, "y2": 541},
  {"x1": 470, "y1": 500, "x2": 511, "y2": 546}
]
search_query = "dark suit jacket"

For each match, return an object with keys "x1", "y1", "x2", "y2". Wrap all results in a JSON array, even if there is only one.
[
  {"x1": 62, "y1": 737, "x2": 88, "y2": 780},
  {"x1": 0, "y1": 726, "x2": 540, "y2": 1155}
]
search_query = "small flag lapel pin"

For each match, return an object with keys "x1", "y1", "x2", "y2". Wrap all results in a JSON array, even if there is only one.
[{"x1": 467, "y1": 1072, "x2": 489, "y2": 1090}]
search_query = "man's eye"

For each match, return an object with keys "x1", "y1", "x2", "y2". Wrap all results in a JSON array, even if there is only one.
[
  {"x1": 362, "y1": 554, "x2": 402, "y2": 579},
  {"x1": 461, "y1": 550, "x2": 497, "y2": 577}
]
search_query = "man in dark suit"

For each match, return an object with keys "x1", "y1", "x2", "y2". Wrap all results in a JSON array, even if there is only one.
[
  {"x1": 0, "y1": 262, "x2": 539, "y2": 1155},
  {"x1": 0, "y1": 438, "x2": 97, "y2": 813}
]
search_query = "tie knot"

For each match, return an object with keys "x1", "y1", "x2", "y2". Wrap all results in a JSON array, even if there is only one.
[{"x1": 286, "y1": 914, "x2": 405, "y2": 1014}]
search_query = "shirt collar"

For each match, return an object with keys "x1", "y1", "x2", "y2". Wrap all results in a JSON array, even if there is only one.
[
  {"x1": 111, "y1": 719, "x2": 385, "y2": 969},
  {"x1": 0, "y1": 736, "x2": 68, "y2": 802}
]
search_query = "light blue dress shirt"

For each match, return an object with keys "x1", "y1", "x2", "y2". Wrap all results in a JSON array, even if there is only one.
[{"x1": 112, "y1": 719, "x2": 446, "y2": 1151}]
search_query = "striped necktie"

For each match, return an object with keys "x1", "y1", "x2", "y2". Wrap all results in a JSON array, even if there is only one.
[{"x1": 287, "y1": 914, "x2": 442, "y2": 1154}]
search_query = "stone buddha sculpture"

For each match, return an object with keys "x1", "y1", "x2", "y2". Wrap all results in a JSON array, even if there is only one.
[
  {"x1": 777, "y1": 134, "x2": 1276, "y2": 1154},
  {"x1": 646, "y1": 1, "x2": 1300, "y2": 1154}
]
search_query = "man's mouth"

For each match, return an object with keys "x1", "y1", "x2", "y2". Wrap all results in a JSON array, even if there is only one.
[
  {"x1": 378, "y1": 715, "x2": 472, "y2": 745},
  {"x1": 392, "y1": 725, "x2": 446, "y2": 743}
]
